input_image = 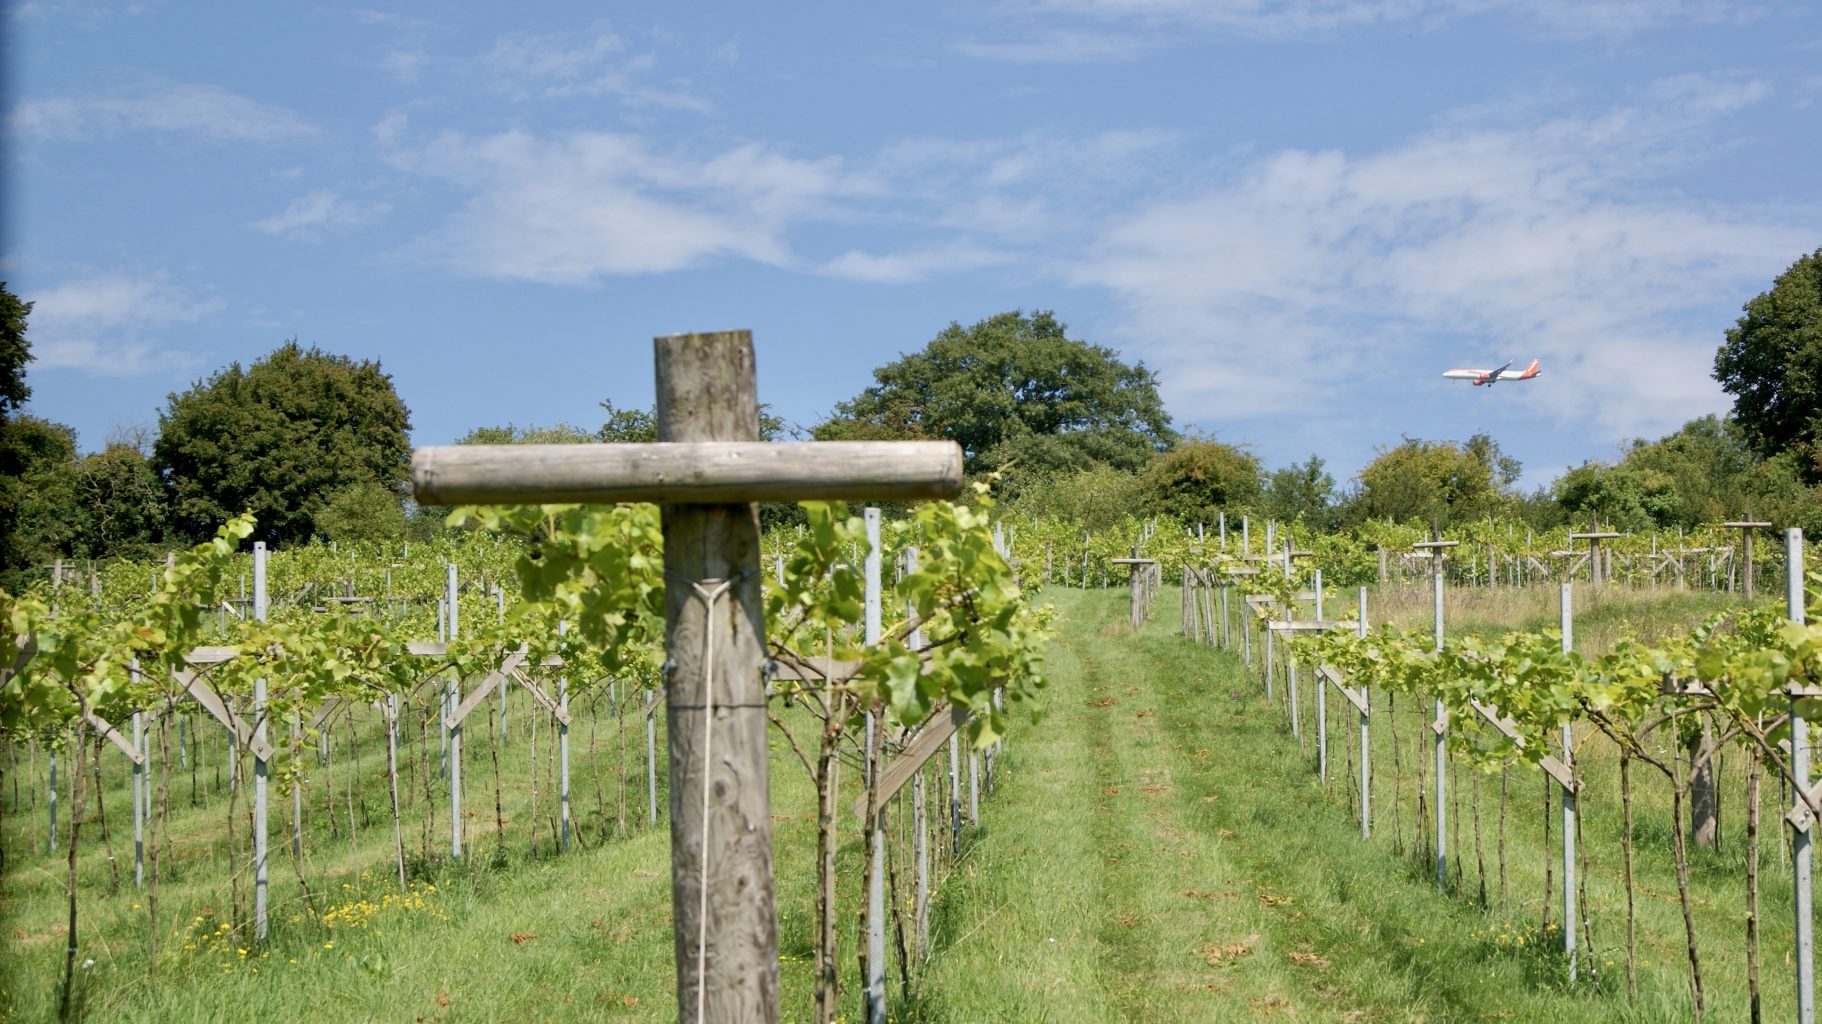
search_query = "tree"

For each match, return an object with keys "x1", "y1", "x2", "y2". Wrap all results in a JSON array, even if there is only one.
[
  {"x1": 1352, "y1": 437, "x2": 1508, "y2": 527},
  {"x1": 457, "y1": 423, "x2": 596, "y2": 446},
  {"x1": 1005, "y1": 463, "x2": 1145, "y2": 535},
  {"x1": 1137, "y1": 437, "x2": 1262, "y2": 525},
  {"x1": 1262, "y1": 455, "x2": 1338, "y2": 529},
  {"x1": 1552, "y1": 462, "x2": 1680, "y2": 532},
  {"x1": 153, "y1": 342, "x2": 412, "y2": 545},
  {"x1": 816, "y1": 310, "x2": 1175, "y2": 476},
  {"x1": 0, "y1": 283, "x2": 31, "y2": 420},
  {"x1": 1714, "y1": 249, "x2": 1822, "y2": 479},
  {"x1": 0, "y1": 416, "x2": 77, "y2": 584},
  {"x1": 315, "y1": 481, "x2": 407, "y2": 543},
  {"x1": 1555, "y1": 414, "x2": 1821, "y2": 533}
]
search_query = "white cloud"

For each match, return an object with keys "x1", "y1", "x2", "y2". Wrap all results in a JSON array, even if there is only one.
[
  {"x1": 1068, "y1": 78, "x2": 1811, "y2": 443},
  {"x1": 26, "y1": 273, "x2": 218, "y2": 377},
  {"x1": 958, "y1": 0, "x2": 1761, "y2": 59},
  {"x1": 248, "y1": 190, "x2": 392, "y2": 239},
  {"x1": 822, "y1": 244, "x2": 1011, "y2": 284},
  {"x1": 13, "y1": 81, "x2": 317, "y2": 142},
  {"x1": 388, "y1": 130, "x2": 859, "y2": 283},
  {"x1": 383, "y1": 22, "x2": 713, "y2": 112},
  {"x1": 952, "y1": 30, "x2": 1156, "y2": 63}
]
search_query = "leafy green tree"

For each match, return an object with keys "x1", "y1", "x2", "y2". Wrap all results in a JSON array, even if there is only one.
[
  {"x1": 0, "y1": 415, "x2": 76, "y2": 584},
  {"x1": 1552, "y1": 462, "x2": 1680, "y2": 532},
  {"x1": 1715, "y1": 249, "x2": 1822, "y2": 479},
  {"x1": 153, "y1": 342, "x2": 412, "y2": 545},
  {"x1": 1351, "y1": 437, "x2": 1508, "y2": 527},
  {"x1": 816, "y1": 310, "x2": 1175, "y2": 476},
  {"x1": 1005, "y1": 463, "x2": 1145, "y2": 535},
  {"x1": 598, "y1": 400, "x2": 659, "y2": 442},
  {"x1": 1262, "y1": 455, "x2": 1338, "y2": 529},
  {"x1": 1138, "y1": 437, "x2": 1262, "y2": 525},
  {"x1": 457, "y1": 423, "x2": 595, "y2": 445},
  {"x1": 0, "y1": 283, "x2": 31, "y2": 420},
  {"x1": 1560, "y1": 414, "x2": 1821, "y2": 533},
  {"x1": 0, "y1": 284, "x2": 38, "y2": 581},
  {"x1": 315, "y1": 481, "x2": 407, "y2": 543}
]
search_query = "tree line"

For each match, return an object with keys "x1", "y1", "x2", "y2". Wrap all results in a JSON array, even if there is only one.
[{"x1": 2, "y1": 247, "x2": 1817, "y2": 587}]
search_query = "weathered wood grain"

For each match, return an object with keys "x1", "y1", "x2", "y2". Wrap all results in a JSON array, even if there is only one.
[
  {"x1": 656, "y1": 331, "x2": 780, "y2": 1024},
  {"x1": 412, "y1": 440, "x2": 963, "y2": 506}
]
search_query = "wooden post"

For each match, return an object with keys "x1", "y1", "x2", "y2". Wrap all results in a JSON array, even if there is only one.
[
  {"x1": 1358, "y1": 587, "x2": 1370, "y2": 839},
  {"x1": 1315, "y1": 570, "x2": 1327, "y2": 781},
  {"x1": 1415, "y1": 540, "x2": 1458, "y2": 888},
  {"x1": 647, "y1": 690, "x2": 659, "y2": 827},
  {"x1": 908, "y1": 547, "x2": 930, "y2": 958},
  {"x1": 1561, "y1": 583, "x2": 1577, "y2": 981},
  {"x1": 410, "y1": 331, "x2": 963, "y2": 1024},
  {"x1": 1725, "y1": 521, "x2": 1773, "y2": 602},
  {"x1": 448, "y1": 563, "x2": 462, "y2": 860},
  {"x1": 131, "y1": 687, "x2": 144, "y2": 888},
  {"x1": 559, "y1": 622, "x2": 571, "y2": 853},
  {"x1": 862, "y1": 507, "x2": 886, "y2": 1024},
  {"x1": 651, "y1": 333, "x2": 779, "y2": 1022},
  {"x1": 1788, "y1": 528, "x2": 1813, "y2": 1024},
  {"x1": 253, "y1": 542, "x2": 270, "y2": 940}
]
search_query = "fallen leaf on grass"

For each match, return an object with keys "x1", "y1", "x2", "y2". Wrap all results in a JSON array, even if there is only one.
[
  {"x1": 621, "y1": 996, "x2": 639, "y2": 1007},
  {"x1": 510, "y1": 932, "x2": 537, "y2": 944},
  {"x1": 1290, "y1": 950, "x2": 1331, "y2": 968},
  {"x1": 1257, "y1": 891, "x2": 1295, "y2": 907},
  {"x1": 1135, "y1": 709, "x2": 1154, "y2": 718},
  {"x1": 1085, "y1": 697, "x2": 1118, "y2": 708},
  {"x1": 1182, "y1": 889, "x2": 1236, "y2": 901},
  {"x1": 1201, "y1": 934, "x2": 1259, "y2": 964},
  {"x1": 1103, "y1": 788, "x2": 1121, "y2": 795},
  {"x1": 1218, "y1": 828, "x2": 1236, "y2": 837},
  {"x1": 1251, "y1": 995, "x2": 1291, "y2": 1017},
  {"x1": 1141, "y1": 783, "x2": 1171, "y2": 793},
  {"x1": 436, "y1": 992, "x2": 450, "y2": 1007}
]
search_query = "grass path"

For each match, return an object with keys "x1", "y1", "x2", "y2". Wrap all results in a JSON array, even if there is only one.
[{"x1": 909, "y1": 587, "x2": 1717, "y2": 1022}]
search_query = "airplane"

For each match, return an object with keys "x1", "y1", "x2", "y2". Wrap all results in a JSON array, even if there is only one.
[{"x1": 1442, "y1": 358, "x2": 1541, "y2": 387}]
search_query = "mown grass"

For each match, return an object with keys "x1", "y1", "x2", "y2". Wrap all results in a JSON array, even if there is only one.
[
  {"x1": 913, "y1": 587, "x2": 1807, "y2": 1021},
  {"x1": 1, "y1": 685, "x2": 948, "y2": 1022}
]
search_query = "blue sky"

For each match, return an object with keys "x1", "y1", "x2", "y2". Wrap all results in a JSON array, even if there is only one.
[{"x1": 6, "y1": 1, "x2": 1819, "y2": 492}]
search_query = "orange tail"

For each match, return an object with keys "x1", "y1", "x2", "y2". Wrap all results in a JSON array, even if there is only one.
[{"x1": 1517, "y1": 358, "x2": 1540, "y2": 379}]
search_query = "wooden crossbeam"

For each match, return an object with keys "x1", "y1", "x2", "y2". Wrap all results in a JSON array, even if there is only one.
[
  {"x1": 1465, "y1": 699, "x2": 1576, "y2": 791},
  {"x1": 83, "y1": 710, "x2": 145, "y2": 765},
  {"x1": 850, "y1": 704, "x2": 971, "y2": 820},
  {"x1": 507, "y1": 668, "x2": 570, "y2": 726},
  {"x1": 175, "y1": 669, "x2": 275, "y2": 761},
  {"x1": 413, "y1": 440, "x2": 963, "y2": 505},
  {"x1": 1317, "y1": 665, "x2": 1369, "y2": 716},
  {"x1": 1267, "y1": 620, "x2": 1358, "y2": 632},
  {"x1": 444, "y1": 650, "x2": 530, "y2": 730}
]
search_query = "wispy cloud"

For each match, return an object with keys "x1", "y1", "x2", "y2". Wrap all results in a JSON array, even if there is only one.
[
  {"x1": 376, "y1": 22, "x2": 713, "y2": 113},
  {"x1": 959, "y1": 0, "x2": 1761, "y2": 60},
  {"x1": 1067, "y1": 76, "x2": 1809, "y2": 442},
  {"x1": 12, "y1": 81, "x2": 318, "y2": 142},
  {"x1": 26, "y1": 273, "x2": 218, "y2": 376},
  {"x1": 248, "y1": 190, "x2": 392, "y2": 239},
  {"x1": 387, "y1": 130, "x2": 860, "y2": 283},
  {"x1": 822, "y1": 243, "x2": 1011, "y2": 284},
  {"x1": 952, "y1": 29, "x2": 1157, "y2": 63}
]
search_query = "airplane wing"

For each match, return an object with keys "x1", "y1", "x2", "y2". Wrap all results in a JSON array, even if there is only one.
[{"x1": 1485, "y1": 359, "x2": 1514, "y2": 382}]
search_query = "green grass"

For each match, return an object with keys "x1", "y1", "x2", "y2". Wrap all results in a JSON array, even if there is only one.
[{"x1": 2, "y1": 586, "x2": 1809, "y2": 1021}]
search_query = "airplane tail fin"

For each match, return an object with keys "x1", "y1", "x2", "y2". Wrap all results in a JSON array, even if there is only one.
[{"x1": 1517, "y1": 358, "x2": 1540, "y2": 379}]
